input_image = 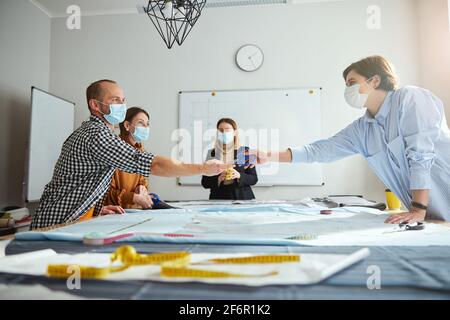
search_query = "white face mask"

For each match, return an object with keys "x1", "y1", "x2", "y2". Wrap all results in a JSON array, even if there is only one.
[
  {"x1": 95, "y1": 100, "x2": 127, "y2": 125},
  {"x1": 344, "y1": 77, "x2": 375, "y2": 110},
  {"x1": 217, "y1": 130, "x2": 234, "y2": 145},
  {"x1": 131, "y1": 125, "x2": 150, "y2": 143}
]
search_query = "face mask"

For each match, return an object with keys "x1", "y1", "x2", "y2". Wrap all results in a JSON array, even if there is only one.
[
  {"x1": 344, "y1": 77, "x2": 375, "y2": 110},
  {"x1": 217, "y1": 130, "x2": 234, "y2": 145},
  {"x1": 132, "y1": 125, "x2": 150, "y2": 142},
  {"x1": 96, "y1": 100, "x2": 127, "y2": 125}
]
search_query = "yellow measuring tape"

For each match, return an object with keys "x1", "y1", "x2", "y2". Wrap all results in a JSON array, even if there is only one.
[
  {"x1": 207, "y1": 255, "x2": 300, "y2": 264},
  {"x1": 110, "y1": 246, "x2": 191, "y2": 266},
  {"x1": 161, "y1": 266, "x2": 278, "y2": 278},
  {"x1": 47, "y1": 264, "x2": 128, "y2": 279},
  {"x1": 47, "y1": 246, "x2": 301, "y2": 280},
  {"x1": 286, "y1": 233, "x2": 318, "y2": 241}
]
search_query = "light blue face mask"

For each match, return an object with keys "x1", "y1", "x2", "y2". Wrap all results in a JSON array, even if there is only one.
[
  {"x1": 132, "y1": 125, "x2": 150, "y2": 142},
  {"x1": 217, "y1": 130, "x2": 234, "y2": 145},
  {"x1": 96, "y1": 100, "x2": 127, "y2": 125}
]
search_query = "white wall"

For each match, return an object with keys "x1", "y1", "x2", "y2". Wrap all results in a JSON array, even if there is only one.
[
  {"x1": 0, "y1": 0, "x2": 51, "y2": 208},
  {"x1": 48, "y1": 0, "x2": 423, "y2": 203},
  {"x1": 417, "y1": 0, "x2": 450, "y2": 121}
]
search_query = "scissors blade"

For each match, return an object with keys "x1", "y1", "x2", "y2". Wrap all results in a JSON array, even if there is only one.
[{"x1": 383, "y1": 227, "x2": 407, "y2": 234}]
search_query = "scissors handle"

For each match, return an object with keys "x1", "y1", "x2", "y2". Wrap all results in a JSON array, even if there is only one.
[
  {"x1": 235, "y1": 153, "x2": 257, "y2": 166},
  {"x1": 400, "y1": 222, "x2": 425, "y2": 231},
  {"x1": 150, "y1": 193, "x2": 161, "y2": 206}
]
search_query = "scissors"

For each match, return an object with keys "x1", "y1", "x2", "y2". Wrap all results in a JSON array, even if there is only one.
[
  {"x1": 383, "y1": 222, "x2": 425, "y2": 234},
  {"x1": 235, "y1": 152, "x2": 257, "y2": 167},
  {"x1": 150, "y1": 193, "x2": 161, "y2": 206},
  {"x1": 311, "y1": 198, "x2": 340, "y2": 208}
]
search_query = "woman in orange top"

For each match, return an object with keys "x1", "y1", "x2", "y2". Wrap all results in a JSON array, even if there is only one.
[{"x1": 105, "y1": 107, "x2": 155, "y2": 209}]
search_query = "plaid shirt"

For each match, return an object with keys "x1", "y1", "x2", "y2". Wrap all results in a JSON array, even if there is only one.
[{"x1": 31, "y1": 116, "x2": 154, "y2": 229}]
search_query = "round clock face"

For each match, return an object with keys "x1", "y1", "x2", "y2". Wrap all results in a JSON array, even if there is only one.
[{"x1": 235, "y1": 44, "x2": 264, "y2": 72}]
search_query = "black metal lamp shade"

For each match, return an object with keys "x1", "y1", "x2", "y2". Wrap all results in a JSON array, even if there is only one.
[{"x1": 144, "y1": 0, "x2": 207, "y2": 49}]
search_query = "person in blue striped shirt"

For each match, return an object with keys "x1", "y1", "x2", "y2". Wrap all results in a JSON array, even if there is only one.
[{"x1": 251, "y1": 56, "x2": 450, "y2": 223}]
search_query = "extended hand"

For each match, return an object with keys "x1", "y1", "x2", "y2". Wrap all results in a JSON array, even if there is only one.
[
  {"x1": 133, "y1": 193, "x2": 154, "y2": 209},
  {"x1": 244, "y1": 150, "x2": 269, "y2": 168},
  {"x1": 100, "y1": 205, "x2": 125, "y2": 216},
  {"x1": 203, "y1": 159, "x2": 228, "y2": 177},
  {"x1": 384, "y1": 209, "x2": 426, "y2": 224}
]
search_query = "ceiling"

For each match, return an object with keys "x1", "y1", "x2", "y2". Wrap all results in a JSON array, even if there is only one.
[{"x1": 30, "y1": 0, "x2": 345, "y2": 18}]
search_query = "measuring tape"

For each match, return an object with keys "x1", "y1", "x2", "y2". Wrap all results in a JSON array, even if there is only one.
[
  {"x1": 160, "y1": 253, "x2": 300, "y2": 278},
  {"x1": 47, "y1": 246, "x2": 191, "y2": 279},
  {"x1": 47, "y1": 264, "x2": 129, "y2": 279},
  {"x1": 286, "y1": 233, "x2": 318, "y2": 241},
  {"x1": 47, "y1": 246, "x2": 301, "y2": 280},
  {"x1": 161, "y1": 266, "x2": 279, "y2": 279},
  {"x1": 207, "y1": 255, "x2": 300, "y2": 264},
  {"x1": 110, "y1": 245, "x2": 191, "y2": 266},
  {"x1": 225, "y1": 168, "x2": 234, "y2": 180}
]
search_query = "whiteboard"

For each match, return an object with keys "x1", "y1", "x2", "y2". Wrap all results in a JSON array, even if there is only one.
[
  {"x1": 25, "y1": 87, "x2": 75, "y2": 201},
  {"x1": 177, "y1": 88, "x2": 323, "y2": 186}
]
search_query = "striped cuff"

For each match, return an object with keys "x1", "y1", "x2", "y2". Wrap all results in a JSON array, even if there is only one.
[
  {"x1": 410, "y1": 169, "x2": 432, "y2": 190},
  {"x1": 289, "y1": 147, "x2": 308, "y2": 163}
]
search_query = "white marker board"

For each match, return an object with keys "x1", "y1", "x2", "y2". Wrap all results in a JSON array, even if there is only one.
[
  {"x1": 25, "y1": 87, "x2": 75, "y2": 201},
  {"x1": 178, "y1": 88, "x2": 323, "y2": 186}
]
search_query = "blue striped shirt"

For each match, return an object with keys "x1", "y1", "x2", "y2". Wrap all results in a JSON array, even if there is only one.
[{"x1": 290, "y1": 86, "x2": 450, "y2": 221}]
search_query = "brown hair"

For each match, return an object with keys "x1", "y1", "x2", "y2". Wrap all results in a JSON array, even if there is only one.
[
  {"x1": 86, "y1": 79, "x2": 117, "y2": 107},
  {"x1": 216, "y1": 118, "x2": 239, "y2": 148},
  {"x1": 343, "y1": 56, "x2": 398, "y2": 91},
  {"x1": 119, "y1": 107, "x2": 150, "y2": 137}
]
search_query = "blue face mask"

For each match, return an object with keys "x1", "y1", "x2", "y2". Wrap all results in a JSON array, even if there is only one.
[
  {"x1": 217, "y1": 130, "x2": 234, "y2": 145},
  {"x1": 132, "y1": 126, "x2": 150, "y2": 142},
  {"x1": 96, "y1": 100, "x2": 127, "y2": 125}
]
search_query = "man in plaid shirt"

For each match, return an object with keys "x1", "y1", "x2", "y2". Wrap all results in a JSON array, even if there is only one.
[{"x1": 31, "y1": 79, "x2": 226, "y2": 229}]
